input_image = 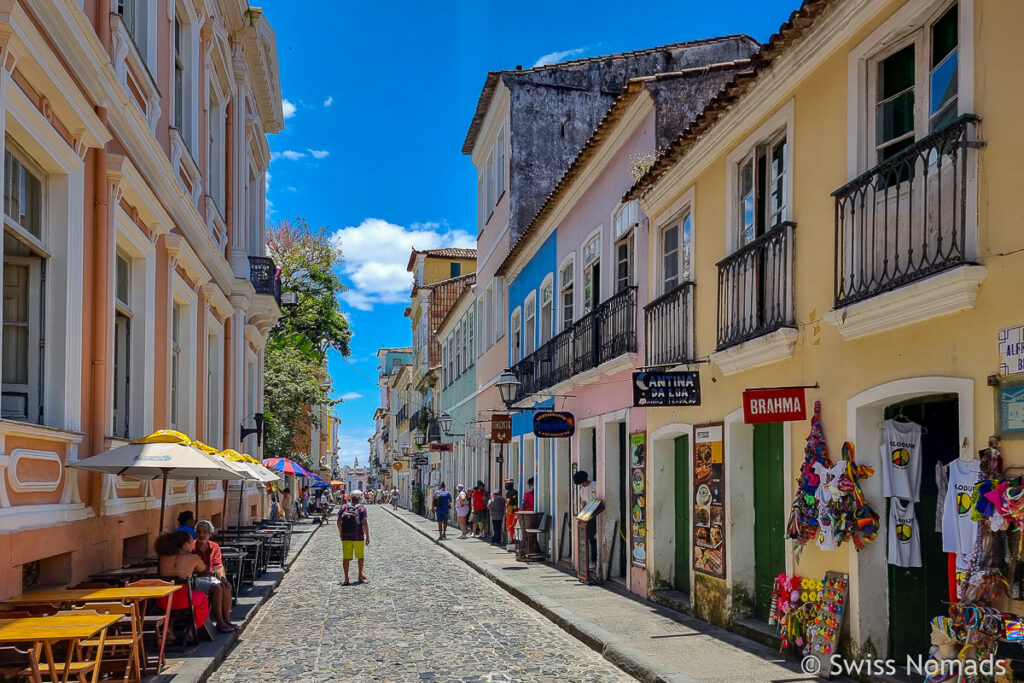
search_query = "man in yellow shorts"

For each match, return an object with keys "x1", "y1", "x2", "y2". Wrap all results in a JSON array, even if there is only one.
[{"x1": 337, "y1": 489, "x2": 370, "y2": 585}]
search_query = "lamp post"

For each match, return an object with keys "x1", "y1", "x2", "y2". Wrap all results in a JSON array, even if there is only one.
[
  {"x1": 412, "y1": 430, "x2": 427, "y2": 515},
  {"x1": 495, "y1": 370, "x2": 520, "y2": 488}
]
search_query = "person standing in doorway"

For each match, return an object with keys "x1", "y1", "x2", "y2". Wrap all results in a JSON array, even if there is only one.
[
  {"x1": 488, "y1": 488, "x2": 505, "y2": 545},
  {"x1": 471, "y1": 482, "x2": 487, "y2": 538},
  {"x1": 573, "y1": 471, "x2": 599, "y2": 572},
  {"x1": 521, "y1": 478, "x2": 535, "y2": 513},
  {"x1": 432, "y1": 482, "x2": 453, "y2": 541},
  {"x1": 455, "y1": 484, "x2": 471, "y2": 539},
  {"x1": 337, "y1": 489, "x2": 370, "y2": 585}
]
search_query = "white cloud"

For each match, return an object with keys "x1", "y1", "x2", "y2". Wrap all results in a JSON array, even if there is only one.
[
  {"x1": 282, "y1": 98, "x2": 296, "y2": 119},
  {"x1": 323, "y1": 96, "x2": 333, "y2": 107},
  {"x1": 335, "y1": 427, "x2": 374, "y2": 468},
  {"x1": 331, "y1": 218, "x2": 475, "y2": 310},
  {"x1": 340, "y1": 392, "x2": 362, "y2": 401},
  {"x1": 307, "y1": 149, "x2": 330, "y2": 159},
  {"x1": 532, "y1": 46, "x2": 589, "y2": 67},
  {"x1": 271, "y1": 150, "x2": 305, "y2": 161}
]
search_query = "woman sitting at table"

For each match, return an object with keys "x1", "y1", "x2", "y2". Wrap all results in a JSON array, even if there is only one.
[
  {"x1": 154, "y1": 531, "x2": 215, "y2": 633},
  {"x1": 193, "y1": 521, "x2": 237, "y2": 631}
]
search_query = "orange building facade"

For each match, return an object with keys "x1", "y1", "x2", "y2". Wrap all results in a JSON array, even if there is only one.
[{"x1": 0, "y1": 1, "x2": 283, "y2": 597}]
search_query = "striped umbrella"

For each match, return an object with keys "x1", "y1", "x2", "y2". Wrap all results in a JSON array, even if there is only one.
[{"x1": 262, "y1": 457, "x2": 314, "y2": 478}]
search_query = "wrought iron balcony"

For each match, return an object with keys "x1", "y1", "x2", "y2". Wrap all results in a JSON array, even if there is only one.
[
  {"x1": 510, "y1": 286, "x2": 637, "y2": 401},
  {"x1": 248, "y1": 256, "x2": 281, "y2": 305},
  {"x1": 833, "y1": 115, "x2": 980, "y2": 308},
  {"x1": 396, "y1": 405, "x2": 409, "y2": 425},
  {"x1": 645, "y1": 282, "x2": 695, "y2": 366},
  {"x1": 716, "y1": 222, "x2": 795, "y2": 350}
]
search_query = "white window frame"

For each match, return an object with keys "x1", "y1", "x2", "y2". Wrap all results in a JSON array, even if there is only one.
[
  {"x1": 847, "y1": 0, "x2": 974, "y2": 178},
  {"x1": 206, "y1": 316, "x2": 224, "y2": 448},
  {"x1": 558, "y1": 255, "x2": 574, "y2": 332},
  {"x1": 658, "y1": 188, "x2": 696, "y2": 295},
  {"x1": 495, "y1": 126, "x2": 506, "y2": 203},
  {"x1": 494, "y1": 277, "x2": 505, "y2": 340},
  {"x1": 1, "y1": 87, "x2": 87, "y2": 432},
  {"x1": 455, "y1": 322, "x2": 463, "y2": 377},
  {"x1": 539, "y1": 274, "x2": 554, "y2": 343},
  {"x1": 116, "y1": 0, "x2": 157, "y2": 73},
  {"x1": 523, "y1": 291, "x2": 537, "y2": 355},
  {"x1": 485, "y1": 150, "x2": 495, "y2": 221},
  {"x1": 173, "y1": 0, "x2": 201, "y2": 154},
  {"x1": 169, "y1": 278, "x2": 197, "y2": 435},
  {"x1": 724, "y1": 100, "x2": 795, "y2": 254},
  {"x1": 466, "y1": 308, "x2": 475, "y2": 365},
  {"x1": 112, "y1": 209, "x2": 156, "y2": 440},
  {"x1": 485, "y1": 285, "x2": 494, "y2": 349},
  {"x1": 510, "y1": 306, "x2": 522, "y2": 363},
  {"x1": 582, "y1": 229, "x2": 602, "y2": 313},
  {"x1": 207, "y1": 77, "x2": 227, "y2": 211}
]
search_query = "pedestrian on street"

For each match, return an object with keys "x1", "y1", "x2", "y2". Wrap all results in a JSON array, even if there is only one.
[
  {"x1": 432, "y1": 482, "x2": 453, "y2": 541},
  {"x1": 337, "y1": 489, "x2": 369, "y2": 585},
  {"x1": 471, "y1": 481, "x2": 487, "y2": 537},
  {"x1": 300, "y1": 486, "x2": 310, "y2": 518},
  {"x1": 504, "y1": 479, "x2": 518, "y2": 551},
  {"x1": 280, "y1": 488, "x2": 293, "y2": 521},
  {"x1": 391, "y1": 486, "x2": 399, "y2": 510},
  {"x1": 488, "y1": 488, "x2": 505, "y2": 545},
  {"x1": 455, "y1": 484, "x2": 470, "y2": 538},
  {"x1": 574, "y1": 470, "x2": 599, "y2": 572}
]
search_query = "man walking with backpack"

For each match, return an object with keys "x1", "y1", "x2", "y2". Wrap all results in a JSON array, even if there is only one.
[
  {"x1": 431, "y1": 482, "x2": 453, "y2": 541},
  {"x1": 337, "y1": 489, "x2": 370, "y2": 585}
]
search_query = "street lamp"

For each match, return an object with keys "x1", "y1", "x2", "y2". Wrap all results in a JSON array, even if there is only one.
[
  {"x1": 497, "y1": 370, "x2": 520, "y2": 408},
  {"x1": 439, "y1": 411, "x2": 453, "y2": 435},
  {"x1": 412, "y1": 429, "x2": 426, "y2": 447}
]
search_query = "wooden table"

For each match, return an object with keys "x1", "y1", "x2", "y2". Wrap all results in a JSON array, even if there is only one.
[
  {"x1": 5, "y1": 586, "x2": 181, "y2": 678},
  {"x1": 88, "y1": 566, "x2": 160, "y2": 583},
  {"x1": 0, "y1": 613, "x2": 121, "y2": 683}
]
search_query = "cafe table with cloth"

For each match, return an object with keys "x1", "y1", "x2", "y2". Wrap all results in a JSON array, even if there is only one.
[{"x1": 0, "y1": 613, "x2": 121, "y2": 683}]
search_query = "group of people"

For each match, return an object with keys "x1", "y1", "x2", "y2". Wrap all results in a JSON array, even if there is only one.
[
  {"x1": 428, "y1": 478, "x2": 535, "y2": 547},
  {"x1": 269, "y1": 485, "x2": 336, "y2": 521},
  {"x1": 153, "y1": 510, "x2": 237, "y2": 634}
]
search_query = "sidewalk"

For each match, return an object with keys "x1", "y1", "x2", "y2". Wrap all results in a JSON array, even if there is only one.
[
  {"x1": 385, "y1": 506, "x2": 816, "y2": 683},
  {"x1": 148, "y1": 519, "x2": 322, "y2": 682}
]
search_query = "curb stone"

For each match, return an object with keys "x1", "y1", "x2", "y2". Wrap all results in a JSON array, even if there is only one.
[{"x1": 383, "y1": 506, "x2": 675, "y2": 683}]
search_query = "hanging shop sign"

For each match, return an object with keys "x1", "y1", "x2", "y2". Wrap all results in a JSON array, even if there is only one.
[
  {"x1": 742, "y1": 387, "x2": 807, "y2": 424},
  {"x1": 629, "y1": 433, "x2": 647, "y2": 568},
  {"x1": 999, "y1": 380, "x2": 1024, "y2": 435},
  {"x1": 533, "y1": 411, "x2": 576, "y2": 438},
  {"x1": 632, "y1": 371, "x2": 701, "y2": 406},
  {"x1": 693, "y1": 423, "x2": 726, "y2": 579},
  {"x1": 491, "y1": 414, "x2": 512, "y2": 443},
  {"x1": 1000, "y1": 325, "x2": 1024, "y2": 376},
  {"x1": 392, "y1": 461, "x2": 404, "y2": 471},
  {"x1": 429, "y1": 442, "x2": 453, "y2": 453}
]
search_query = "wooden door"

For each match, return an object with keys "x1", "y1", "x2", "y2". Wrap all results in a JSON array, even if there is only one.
[
  {"x1": 753, "y1": 422, "x2": 785, "y2": 620},
  {"x1": 674, "y1": 436, "x2": 690, "y2": 592}
]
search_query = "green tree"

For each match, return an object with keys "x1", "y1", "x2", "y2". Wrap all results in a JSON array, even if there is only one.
[{"x1": 262, "y1": 218, "x2": 352, "y2": 463}]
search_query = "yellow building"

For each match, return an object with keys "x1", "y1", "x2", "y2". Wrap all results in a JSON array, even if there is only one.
[{"x1": 628, "y1": 0, "x2": 1022, "y2": 660}]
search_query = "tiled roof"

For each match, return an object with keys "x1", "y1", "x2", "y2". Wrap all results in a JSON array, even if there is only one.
[
  {"x1": 496, "y1": 59, "x2": 752, "y2": 277},
  {"x1": 411, "y1": 272, "x2": 476, "y2": 296},
  {"x1": 625, "y1": 0, "x2": 833, "y2": 201},
  {"x1": 461, "y1": 35, "x2": 756, "y2": 156},
  {"x1": 406, "y1": 248, "x2": 478, "y2": 272}
]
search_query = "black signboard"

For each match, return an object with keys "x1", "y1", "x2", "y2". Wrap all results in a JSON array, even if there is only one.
[
  {"x1": 533, "y1": 411, "x2": 576, "y2": 438},
  {"x1": 632, "y1": 371, "x2": 701, "y2": 406}
]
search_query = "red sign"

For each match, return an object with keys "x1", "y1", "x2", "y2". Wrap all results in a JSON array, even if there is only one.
[
  {"x1": 491, "y1": 414, "x2": 512, "y2": 443},
  {"x1": 742, "y1": 388, "x2": 807, "y2": 424},
  {"x1": 429, "y1": 442, "x2": 453, "y2": 453}
]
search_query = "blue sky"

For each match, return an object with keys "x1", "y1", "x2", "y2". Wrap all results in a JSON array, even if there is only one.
[{"x1": 259, "y1": 0, "x2": 800, "y2": 467}]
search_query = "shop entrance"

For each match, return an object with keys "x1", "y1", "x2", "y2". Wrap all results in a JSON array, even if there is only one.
[
  {"x1": 885, "y1": 395, "x2": 957, "y2": 661},
  {"x1": 753, "y1": 422, "x2": 785, "y2": 621},
  {"x1": 674, "y1": 435, "x2": 690, "y2": 593}
]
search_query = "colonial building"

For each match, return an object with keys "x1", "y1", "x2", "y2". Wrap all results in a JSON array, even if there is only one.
[
  {"x1": 369, "y1": 346, "x2": 412, "y2": 490},
  {"x1": 0, "y1": 1, "x2": 282, "y2": 597}
]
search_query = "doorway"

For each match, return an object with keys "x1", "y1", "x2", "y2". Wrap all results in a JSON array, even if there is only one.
[
  {"x1": 752, "y1": 422, "x2": 785, "y2": 621},
  {"x1": 555, "y1": 438, "x2": 572, "y2": 567},
  {"x1": 674, "y1": 435, "x2": 690, "y2": 593},
  {"x1": 885, "y1": 395, "x2": 957, "y2": 661}
]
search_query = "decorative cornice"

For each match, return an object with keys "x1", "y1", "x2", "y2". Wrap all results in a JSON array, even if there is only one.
[{"x1": 709, "y1": 327, "x2": 798, "y2": 376}]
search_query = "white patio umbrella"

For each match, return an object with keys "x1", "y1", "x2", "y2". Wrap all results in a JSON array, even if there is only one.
[{"x1": 69, "y1": 440, "x2": 246, "y2": 531}]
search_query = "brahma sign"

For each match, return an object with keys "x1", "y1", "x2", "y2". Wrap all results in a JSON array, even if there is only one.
[{"x1": 742, "y1": 387, "x2": 807, "y2": 424}]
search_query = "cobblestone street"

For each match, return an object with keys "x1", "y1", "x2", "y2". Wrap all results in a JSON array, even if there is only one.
[{"x1": 208, "y1": 507, "x2": 634, "y2": 682}]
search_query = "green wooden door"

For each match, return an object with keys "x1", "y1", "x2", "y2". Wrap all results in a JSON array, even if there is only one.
[
  {"x1": 753, "y1": 422, "x2": 786, "y2": 621},
  {"x1": 674, "y1": 436, "x2": 690, "y2": 592}
]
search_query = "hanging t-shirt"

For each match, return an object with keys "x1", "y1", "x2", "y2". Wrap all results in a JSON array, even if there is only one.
[
  {"x1": 888, "y1": 498, "x2": 922, "y2": 567},
  {"x1": 942, "y1": 459, "x2": 981, "y2": 564},
  {"x1": 880, "y1": 419, "x2": 923, "y2": 501}
]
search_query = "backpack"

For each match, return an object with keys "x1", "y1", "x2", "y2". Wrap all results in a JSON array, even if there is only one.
[
  {"x1": 432, "y1": 491, "x2": 444, "y2": 508},
  {"x1": 339, "y1": 504, "x2": 362, "y2": 535}
]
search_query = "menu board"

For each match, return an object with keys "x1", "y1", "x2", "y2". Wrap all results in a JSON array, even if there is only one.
[
  {"x1": 629, "y1": 433, "x2": 647, "y2": 568},
  {"x1": 693, "y1": 423, "x2": 726, "y2": 578}
]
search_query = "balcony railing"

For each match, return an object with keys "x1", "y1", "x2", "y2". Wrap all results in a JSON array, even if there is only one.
[
  {"x1": 833, "y1": 115, "x2": 979, "y2": 308},
  {"x1": 396, "y1": 405, "x2": 409, "y2": 425},
  {"x1": 511, "y1": 286, "x2": 637, "y2": 401},
  {"x1": 645, "y1": 282, "x2": 695, "y2": 366},
  {"x1": 716, "y1": 222, "x2": 795, "y2": 350},
  {"x1": 248, "y1": 256, "x2": 281, "y2": 305}
]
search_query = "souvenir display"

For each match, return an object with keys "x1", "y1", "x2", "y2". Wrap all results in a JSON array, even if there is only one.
[
  {"x1": 880, "y1": 418, "x2": 923, "y2": 500},
  {"x1": 786, "y1": 400, "x2": 879, "y2": 552},
  {"x1": 805, "y1": 572, "x2": 849, "y2": 681},
  {"x1": 770, "y1": 570, "x2": 848, "y2": 680}
]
